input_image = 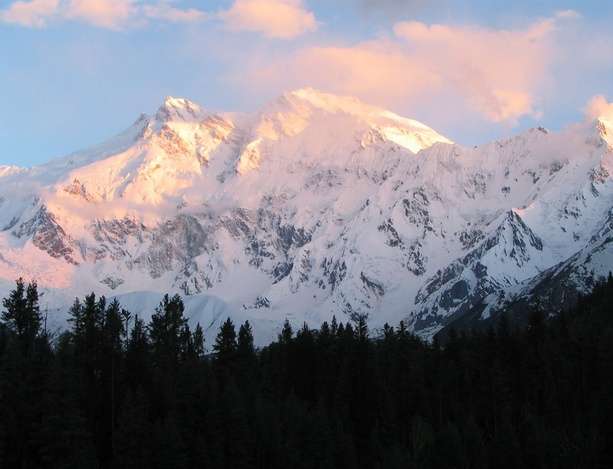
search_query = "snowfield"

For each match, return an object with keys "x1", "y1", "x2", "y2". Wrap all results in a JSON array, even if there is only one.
[{"x1": 1, "y1": 88, "x2": 612, "y2": 344}]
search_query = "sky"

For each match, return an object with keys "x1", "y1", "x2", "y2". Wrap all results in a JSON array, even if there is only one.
[{"x1": 1, "y1": 0, "x2": 613, "y2": 166}]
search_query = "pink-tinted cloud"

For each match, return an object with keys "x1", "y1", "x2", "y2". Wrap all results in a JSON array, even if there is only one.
[
  {"x1": 64, "y1": 0, "x2": 134, "y2": 29},
  {"x1": 0, "y1": 0, "x2": 59, "y2": 27},
  {"x1": 241, "y1": 13, "x2": 578, "y2": 123},
  {"x1": 142, "y1": 1, "x2": 207, "y2": 23},
  {"x1": 392, "y1": 19, "x2": 558, "y2": 122},
  {"x1": 219, "y1": 0, "x2": 317, "y2": 39},
  {"x1": 585, "y1": 95, "x2": 613, "y2": 122},
  {"x1": 247, "y1": 39, "x2": 439, "y2": 104},
  {"x1": 0, "y1": 0, "x2": 206, "y2": 29}
]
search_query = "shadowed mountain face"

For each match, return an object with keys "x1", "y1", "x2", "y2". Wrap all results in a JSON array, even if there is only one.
[{"x1": 1, "y1": 88, "x2": 612, "y2": 343}]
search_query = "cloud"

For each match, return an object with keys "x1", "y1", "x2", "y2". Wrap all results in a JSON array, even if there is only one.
[
  {"x1": 143, "y1": 1, "x2": 207, "y2": 23},
  {"x1": 391, "y1": 19, "x2": 558, "y2": 122},
  {"x1": 246, "y1": 39, "x2": 438, "y2": 104},
  {"x1": 241, "y1": 13, "x2": 576, "y2": 123},
  {"x1": 0, "y1": 0, "x2": 318, "y2": 38},
  {"x1": 219, "y1": 0, "x2": 317, "y2": 39},
  {"x1": 64, "y1": 0, "x2": 134, "y2": 29},
  {"x1": 351, "y1": 0, "x2": 435, "y2": 15},
  {"x1": 0, "y1": 0, "x2": 207, "y2": 29},
  {"x1": 0, "y1": 0, "x2": 59, "y2": 27},
  {"x1": 584, "y1": 95, "x2": 613, "y2": 122},
  {"x1": 555, "y1": 9, "x2": 581, "y2": 19}
]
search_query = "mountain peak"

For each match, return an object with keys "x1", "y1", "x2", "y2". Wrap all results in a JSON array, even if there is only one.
[
  {"x1": 266, "y1": 88, "x2": 452, "y2": 152},
  {"x1": 286, "y1": 87, "x2": 366, "y2": 110},
  {"x1": 155, "y1": 96, "x2": 205, "y2": 123},
  {"x1": 0, "y1": 89, "x2": 612, "y2": 346},
  {"x1": 282, "y1": 87, "x2": 395, "y2": 121}
]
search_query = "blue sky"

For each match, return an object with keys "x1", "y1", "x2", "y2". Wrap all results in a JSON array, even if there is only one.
[{"x1": 1, "y1": 0, "x2": 613, "y2": 166}]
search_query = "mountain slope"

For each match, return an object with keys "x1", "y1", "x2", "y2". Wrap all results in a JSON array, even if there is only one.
[{"x1": 1, "y1": 89, "x2": 612, "y2": 343}]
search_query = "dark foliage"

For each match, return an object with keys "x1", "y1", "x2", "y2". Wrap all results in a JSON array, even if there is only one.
[{"x1": 1, "y1": 276, "x2": 612, "y2": 468}]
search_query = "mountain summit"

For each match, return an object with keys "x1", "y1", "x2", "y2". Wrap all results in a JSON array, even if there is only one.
[
  {"x1": 155, "y1": 96, "x2": 207, "y2": 123},
  {"x1": 0, "y1": 90, "x2": 611, "y2": 342}
]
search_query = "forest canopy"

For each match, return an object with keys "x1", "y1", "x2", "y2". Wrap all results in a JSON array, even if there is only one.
[{"x1": 1, "y1": 276, "x2": 612, "y2": 469}]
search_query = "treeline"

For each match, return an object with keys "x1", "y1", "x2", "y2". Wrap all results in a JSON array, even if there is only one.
[{"x1": 1, "y1": 277, "x2": 613, "y2": 469}]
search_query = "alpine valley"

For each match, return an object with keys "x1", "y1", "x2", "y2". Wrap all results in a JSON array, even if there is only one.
[{"x1": 1, "y1": 89, "x2": 612, "y2": 343}]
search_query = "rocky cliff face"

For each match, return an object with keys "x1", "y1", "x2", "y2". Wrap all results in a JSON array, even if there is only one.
[{"x1": 1, "y1": 89, "x2": 612, "y2": 343}]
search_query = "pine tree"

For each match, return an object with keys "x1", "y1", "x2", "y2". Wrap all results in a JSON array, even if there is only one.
[
  {"x1": 113, "y1": 389, "x2": 152, "y2": 469},
  {"x1": 213, "y1": 317, "x2": 238, "y2": 376},
  {"x1": 151, "y1": 413, "x2": 188, "y2": 469},
  {"x1": 410, "y1": 416, "x2": 434, "y2": 465},
  {"x1": 237, "y1": 320, "x2": 256, "y2": 384},
  {"x1": 204, "y1": 375, "x2": 225, "y2": 469},
  {"x1": 0, "y1": 279, "x2": 50, "y2": 468},
  {"x1": 149, "y1": 294, "x2": 187, "y2": 370},
  {"x1": 430, "y1": 422, "x2": 465, "y2": 469},
  {"x1": 191, "y1": 323, "x2": 205, "y2": 360},
  {"x1": 279, "y1": 319, "x2": 293, "y2": 344},
  {"x1": 222, "y1": 379, "x2": 254, "y2": 469},
  {"x1": 0, "y1": 413, "x2": 4, "y2": 469},
  {"x1": 68, "y1": 296, "x2": 83, "y2": 327},
  {"x1": 330, "y1": 315, "x2": 338, "y2": 336},
  {"x1": 104, "y1": 299, "x2": 125, "y2": 353},
  {"x1": 238, "y1": 321, "x2": 255, "y2": 359},
  {"x1": 463, "y1": 416, "x2": 487, "y2": 469},
  {"x1": 148, "y1": 296, "x2": 189, "y2": 423},
  {"x1": 1, "y1": 278, "x2": 42, "y2": 352},
  {"x1": 37, "y1": 345, "x2": 98, "y2": 469},
  {"x1": 352, "y1": 313, "x2": 369, "y2": 342},
  {"x1": 125, "y1": 316, "x2": 151, "y2": 391},
  {"x1": 102, "y1": 298, "x2": 125, "y2": 465}
]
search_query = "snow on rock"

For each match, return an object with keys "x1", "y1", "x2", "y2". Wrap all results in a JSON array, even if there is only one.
[{"x1": 0, "y1": 89, "x2": 612, "y2": 343}]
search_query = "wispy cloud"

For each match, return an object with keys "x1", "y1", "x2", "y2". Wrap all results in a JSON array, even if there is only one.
[
  {"x1": 391, "y1": 18, "x2": 558, "y2": 122},
  {"x1": 143, "y1": 1, "x2": 207, "y2": 24},
  {"x1": 0, "y1": 0, "x2": 317, "y2": 36},
  {"x1": 0, "y1": 0, "x2": 59, "y2": 28},
  {"x1": 218, "y1": 0, "x2": 317, "y2": 39},
  {"x1": 0, "y1": 0, "x2": 207, "y2": 29},
  {"x1": 555, "y1": 9, "x2": 581, "y2": 19},
  {"x1": 63, "y1": 0, "x2": 135, "y2": 29},
  {"x1": 240, "y1": 11, "x2": 579, "y2": 124}
]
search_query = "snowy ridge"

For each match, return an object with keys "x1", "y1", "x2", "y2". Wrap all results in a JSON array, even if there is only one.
[{"x1": 0, "y1": 88, "x2": 612, "y2": 344}]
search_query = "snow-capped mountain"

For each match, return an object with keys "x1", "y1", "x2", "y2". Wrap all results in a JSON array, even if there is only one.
[{"x1": 1, "y1": 88, "x2": 612, "y2": 343}]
